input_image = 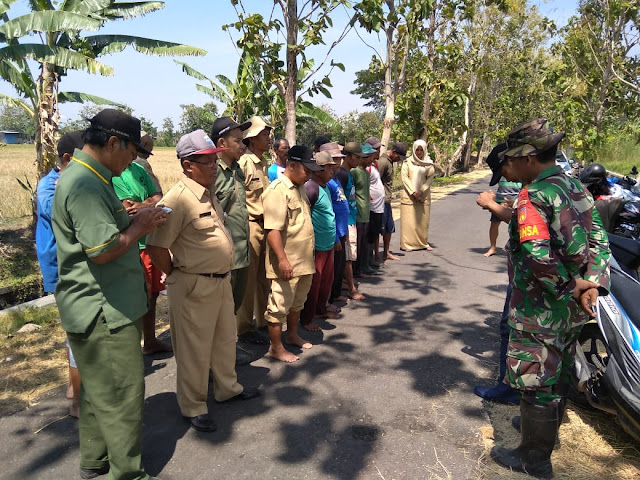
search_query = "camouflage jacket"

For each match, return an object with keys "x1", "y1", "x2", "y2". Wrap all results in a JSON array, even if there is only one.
[{"x1": 507, "y1": 166, "x2": 610, "y2": 333}]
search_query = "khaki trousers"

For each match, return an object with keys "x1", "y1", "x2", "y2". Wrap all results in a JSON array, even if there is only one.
[
  {"x1": 167, "y1": 269, "x2": 243, "y2": 417},
  {"x1": 235, "y1": 220, "x2": 270, "y2": 334}
]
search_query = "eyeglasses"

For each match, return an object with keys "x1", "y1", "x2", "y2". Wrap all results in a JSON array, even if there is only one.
[{"x1": 188, "y1": 159, "x2": 217, "y2": 166}]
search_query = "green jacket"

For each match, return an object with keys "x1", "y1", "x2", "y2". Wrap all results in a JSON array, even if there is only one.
[{"x1": 215, "y1": 159, "x2": 250, "y2": 270}]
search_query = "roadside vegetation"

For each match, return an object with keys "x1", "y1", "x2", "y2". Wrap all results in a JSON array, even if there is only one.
[
  {"x1": 0, "y1": 305, "x2": 66, "y2": 415},
  {"x1": 0, "y1": 299, "x2": 170, "y2": 417}
]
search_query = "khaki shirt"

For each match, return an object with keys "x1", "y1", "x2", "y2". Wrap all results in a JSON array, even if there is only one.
[
  {"x1": 52, "y1": 149, "x2": 148, "y2": 334},
  {"x1": 238, "y1": 151, "x2": 269, "y2": 221},
  {"x1": 262, "y1": 174, "x2": 315, "y2": 279},
  {"x1": 147, "y1": 174, "x2": 234, "y2": 274},
  {"x1": 215, "y1": 159, "x2": 249, "y2": 270}
]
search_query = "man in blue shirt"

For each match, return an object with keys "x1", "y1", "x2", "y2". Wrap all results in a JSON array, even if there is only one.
[
  {"x1": 35, "y1": 130, "x2": 84, "y2": 418},
  {"x1": 336, "y1": 142, "x2": 367, "y2": 300},
  {"x1": 268, "y1": 137, "x2": 289, "y2": 181},
  {"x1": 319, "y1": 142, "x2": 350, "y2": 306}
]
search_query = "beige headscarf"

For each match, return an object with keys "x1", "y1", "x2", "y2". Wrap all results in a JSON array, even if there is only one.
[
  {"x1": 408, "y1": 139, "x2": 433, "y2": 193},
  {"x1": 410, "y1": 139, "x2": 432, "y2": 166}
]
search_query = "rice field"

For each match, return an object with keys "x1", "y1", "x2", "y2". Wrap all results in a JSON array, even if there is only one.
[{"x1": 0, "y1": 145, "x2": 183, "y2": 219}]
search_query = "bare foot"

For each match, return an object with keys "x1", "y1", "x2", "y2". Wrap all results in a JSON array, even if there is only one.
[
  {"x1": 69, "y1": 401, "x2": 79, "y2": 418},
  {"x1": 326, "y1": 304, "x2": 341, "y2": 314},
  {"x1": 425, "y1": 244, "x2": 434, "y2": 251},
  {"x1": 317, "y1": 312, "x2": 340, "y2": 320},
  {"x1": 349, "y1": 290, "x2": 365, "y2": 300},
  {"x1": 268, "y1": 346, "x2": 299, "y2": 363},
  {"x1": 142, "y1": 338, "x2": 173, "y2": 355},
  {"x1": 483, "y1": 247, "x2": 496, "y2": 257},
  {"x1": 302, "y1": 322, "x2": 322, "y2": 332},
  {"x1": 286, "y1": 334, "x2": 313, "y2": 349},
  {"x1": 334, "y1": 295, "x2": 349, "y2": 302},
  {"x1": 384, "y1": 253, "x2": 400, "y2": 261}
]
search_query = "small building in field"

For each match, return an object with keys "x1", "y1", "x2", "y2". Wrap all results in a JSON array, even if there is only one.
[{"x1": 0, "y1": 131, "x2": 24, "y2": 144}]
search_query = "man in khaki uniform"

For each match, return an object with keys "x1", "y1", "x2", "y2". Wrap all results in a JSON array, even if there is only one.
[
  {"x1": 236, "y1": 116, "x2": 273, "y2": 344},
  {"x1": 147, "y1": 130, "x2": 259, "y2": 433},
  {"x1": 263, "y1": 145, "x2": 323, "y2": 363}
]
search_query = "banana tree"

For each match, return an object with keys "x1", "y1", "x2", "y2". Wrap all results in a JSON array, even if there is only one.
[
  {"x1": 177, "y1": 56, "x2": 341, "y2": 135},
  {"x1": 175, "y1": 50, "x2": 276, "y2": 123},
  {"x1": 0, "y1": 0, "x2": 205, "y2": 178}
]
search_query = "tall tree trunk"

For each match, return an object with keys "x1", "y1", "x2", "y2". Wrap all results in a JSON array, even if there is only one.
[
  {"x1": 461, "y1": 75, "x2": 477, "y2": 172},
  {"x1": 283, "y1": 0, "x2": 298, "y2": 144},
  {"x1": 420, "y1": 7, "x2": 437, "y2": 140},
  {"x1": 381, "y1": 23, "x2": 395, "y2": 153},
  {"x1": 380, "y1": 0, "x2": 410, "y2": 154},
  {"x1": 37, "y1": 61, "x2": 59, "y2": 178},
  {"x1": 477, "y1": 133, "x2": 489, "y2": 167}
]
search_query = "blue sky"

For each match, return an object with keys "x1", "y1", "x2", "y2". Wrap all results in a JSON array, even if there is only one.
[{"x1": 0, "y1": 0, "x2": 578, "y2": 128}]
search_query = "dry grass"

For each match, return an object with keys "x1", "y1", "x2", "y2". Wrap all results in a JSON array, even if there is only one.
[
  {"x1": 0, "y1": 216, "x2": 41, "y2": 294},
  {"x1": 145, "y1": 146, "x2": 183, "y2": 193},
  {"x1": 0, "y1": 305, "x2": 67, "y2": 415},
  {"x1": 0, "y1": 145, "x2": 38, "y2": 218},
  {"x1": 0, "y1": 145, "x2": 183, "y2": 219},
  {"x1": 479, "y1": 401, "x2": 640, "y2": 479},
  {"x1": 0, "y1": 296, "x2": 170, "y2": 417}
]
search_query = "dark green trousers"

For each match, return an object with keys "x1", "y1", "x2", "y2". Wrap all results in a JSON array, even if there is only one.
[
  {"x1": 231, "y1": 265, "x2": 249, "y2": 314},
  {"x1": 68, "y1": 313, "x2": 149, "y2": 480}
]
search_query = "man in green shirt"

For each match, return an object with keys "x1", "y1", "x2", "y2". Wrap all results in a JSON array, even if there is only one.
[
  {"x1": 133, "y1": 132, "x2": 162, "y2": 193},
  {"x1": 350, "y1": 142, "x2": 375, "y2": 276},
  {"x1": 210, "y1": 116, "x2": 256, "y2": 364},
  {"x1": 52, "y1": 109, "x2": 167, "y2": 480},
  {"x1": 112, "y1": 160, "x2": 171, "y2": 355}
]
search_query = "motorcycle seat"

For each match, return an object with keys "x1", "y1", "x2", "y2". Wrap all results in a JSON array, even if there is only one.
[
  {"x1": 609, "y1": 234, "x2": 640, "y2": 271},
  {"x1": 609, "y1": 266, "x2": 640, "y2": 331}
]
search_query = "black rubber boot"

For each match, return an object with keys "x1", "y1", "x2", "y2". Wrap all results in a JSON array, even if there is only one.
[
  {"x1": 491, "y1": 397, "x2": 558, "y2": 479},
  {"x1": 513, "y1": 381, "x2": 568, "y2": 439}
]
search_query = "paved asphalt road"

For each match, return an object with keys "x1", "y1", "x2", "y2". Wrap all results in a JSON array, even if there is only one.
[{"x1": 0, "y1": 175, "x2": 513, "y2": 480}]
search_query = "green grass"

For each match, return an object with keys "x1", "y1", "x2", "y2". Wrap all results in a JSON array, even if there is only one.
[
  {"x1": 595, "y1": 137, "x2": 640, "y2": 176},
  {"x1": 0, "y1": 216, "x2": 41, "y2": 294},
  {"x1": 0, "y1": 305, "x2": 59, "y2": 337},
  {"x1": 433, "y1": 174, "x2": 466, "y2": 186}
]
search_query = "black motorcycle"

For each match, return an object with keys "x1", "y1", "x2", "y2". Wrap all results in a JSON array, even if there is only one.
[
  {"x1": 573, "y1": 233, "x2": 640, "y2": 442},
  {"x1": 579, "y1": 164, "x2": 640, "y2": 240}
]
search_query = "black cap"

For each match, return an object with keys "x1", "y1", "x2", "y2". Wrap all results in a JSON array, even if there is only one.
[
  {"x1": 57, "y1": 130, "x2": 84, "y2": 157},
  {"x1": 391, "y1": 142, "x2": 407, "y2": 160},
  {"x1": 88, "y1": 109, "x2": 151, "y2": 155},
  {"x1": 488, "y1": 143, "x2": 508, "y2": 186},
  {"x1": 287, "y1": 145, "x2": 323, "y2": 171},
  {"x1": 313, "y1": 135, "x2": 331, "y2": 150},
  {"x1": 210, "y1": 116, "x2": 252, "y2": 145}
]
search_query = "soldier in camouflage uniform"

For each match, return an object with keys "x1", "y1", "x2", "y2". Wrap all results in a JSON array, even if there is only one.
[{"x1": 490, "y1": 118, "x2": 610, "y2": 479}]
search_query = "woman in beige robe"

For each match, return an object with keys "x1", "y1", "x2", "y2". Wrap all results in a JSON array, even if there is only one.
[{"x1": 400, "y1": 139, "x2": 436, "y2": 251}]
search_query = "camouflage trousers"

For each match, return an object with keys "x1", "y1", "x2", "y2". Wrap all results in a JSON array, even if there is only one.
[{"x1": 504, "y1": 325, "x2": 583, "y2": 405}]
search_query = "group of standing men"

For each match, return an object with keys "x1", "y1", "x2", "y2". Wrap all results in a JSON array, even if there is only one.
[{"x1": 42, "y1": 107, "x2": 411, "y2": 480}]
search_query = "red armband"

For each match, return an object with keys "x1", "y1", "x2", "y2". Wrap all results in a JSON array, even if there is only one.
[{"x1": 517, "y1": 188, "x2": 550, "y2": 243}]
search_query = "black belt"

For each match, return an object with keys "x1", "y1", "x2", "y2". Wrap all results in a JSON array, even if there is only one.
[{"x1": 196, "y1": 272, "x2": 230, "y2": 279}]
